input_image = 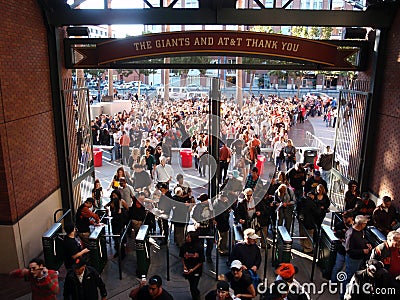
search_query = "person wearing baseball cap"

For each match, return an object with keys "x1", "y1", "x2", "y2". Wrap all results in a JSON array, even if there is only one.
[
  {"x1": 344, "y1": 259, "x2": 390, "y2": 300},
  {"x1": 304, "y1": 168, "x2": 328, "y2": 195},
  {"x1": 275, "y1": 263, "x2": 308, "y2": 299},
  {"x1": 229, "y1": 228, "x2": 261, "y2": 273},
  {"x1": 64, "y1": 257, "x2": 108, "y2": 300},
  {"x1": 224, "y1": 260, "x2": 256, "y2": 299},
  {"x1": 356, "y1": 192, "x2": 375, "y2": 224},
  {"x1": 205, "y1": 280, "x2": 231, "y2": 300}
]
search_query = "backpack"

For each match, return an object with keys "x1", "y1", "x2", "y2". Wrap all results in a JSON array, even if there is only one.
[{"x1": 247, "y1": 269, "x2": 261, "y2": 290}]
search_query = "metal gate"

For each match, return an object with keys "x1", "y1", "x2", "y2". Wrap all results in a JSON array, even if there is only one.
[
  {"x1": 62, "y1": 78, "x2": 95, "y2": 212},
  {"x1": 330, "y1": 79, "x2": 371, "y2": 209}
]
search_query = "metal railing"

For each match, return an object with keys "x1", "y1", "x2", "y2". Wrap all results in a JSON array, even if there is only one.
[{"x1": 118, "y1": 222, "x2": 132, "y2": 280}]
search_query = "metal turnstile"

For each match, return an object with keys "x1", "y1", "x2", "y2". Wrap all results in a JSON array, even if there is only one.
[
  {"x1": 318, "y1": 224, "x2": 341, "y2": 279},
  {"x1": 273, "y1": 226, "x2": 293, "y2": 267},
  {"x1": 42, "y1": 222, "x2": 64, "y2": 271},
  {"x1": 136, "y1": 225, "x2": 150, "y2": 277},
  {"x1": 87, "y1": 225, "x2": 108, "y2": 273},
  {"x1": 365, "y1": 226, "x2": 386, "y2": 247}
]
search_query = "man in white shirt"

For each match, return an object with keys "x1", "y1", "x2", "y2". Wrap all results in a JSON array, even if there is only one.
[
  {"x1": 273, "y1": 136, "x2": 286, "y2": 172},
  {"x1": 112, "y1": 128, "x2": 122, "y2": 162},
  {"x1": 154, "y1": 156, "x2": 174, "y2": 189}
]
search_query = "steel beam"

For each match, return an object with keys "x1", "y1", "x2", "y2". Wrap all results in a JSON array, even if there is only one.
[{"x1": 48, "y1": 5, "x2": 399, "y2": 28}]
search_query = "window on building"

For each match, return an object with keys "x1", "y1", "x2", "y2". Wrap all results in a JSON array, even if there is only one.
[{"x1": 265, "y1": 0, "x2": 274, "y2": 8}]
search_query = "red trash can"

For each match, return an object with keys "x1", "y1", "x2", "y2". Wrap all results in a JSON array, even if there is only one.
[
  {"x1": 256, "y1": 154, "x2": 266, "y2": 176},
  {"x1": 180, "y1": 149, "x2": 193, "y2": 168},
  {"x1": 93, "y1": 148, "x2": 103, "y2": 167}
]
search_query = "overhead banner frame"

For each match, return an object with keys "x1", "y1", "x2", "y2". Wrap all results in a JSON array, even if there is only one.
[{"x1": 65, "y1": 31, "x2": 368, "y2": 71}]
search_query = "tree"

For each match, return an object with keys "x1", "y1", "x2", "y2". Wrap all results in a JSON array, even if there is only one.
[
  {"x1": 116, "y1": 69, "x2": 134, "y2": 79},
  {"x1": 170, "y1": 56, "x2": 210, "y2": 76},
  {"x1": 251, "y1": 25, "x2": 275, "y2": 34},
  {"x1": 84, "y1": 69, "x2": 105, "y2": 80},
  {"x1": 320, "y1": 27, "x2": 333, "y2": 40},
  {"x1": 244, "y1": 26, "x2": 276, "y2": 93},
  {"x1": 309, "y1": 27, "x2": 320, "y2": 39}
]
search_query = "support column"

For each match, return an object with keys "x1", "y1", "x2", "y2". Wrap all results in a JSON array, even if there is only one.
[
  {"x1": 209, "y1": 78, "x2": 220, "y2": 199},
  {"x1": 359, "y1": 29, "x2": 388, "y2": 191}
]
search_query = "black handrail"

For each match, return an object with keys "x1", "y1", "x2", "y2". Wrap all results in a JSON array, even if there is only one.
[
  {"x1": 330, "y1": 211, "x2": 345, "y2": 229},
  {"x1": 310, "y1": 226, "x2": 322, "y2": 282},
  {"x1": 260, "y1": 229, "x2": 269, "y2": 282},
  {"x1": 54, "y1": 208, "x2": 71, "y2": 223},
  {"x1": 118, "y1": 221, "x2": 132, "y2": 280},
  {"x1": 214, "y1": 225, "x2": 219, "y2": 281}
]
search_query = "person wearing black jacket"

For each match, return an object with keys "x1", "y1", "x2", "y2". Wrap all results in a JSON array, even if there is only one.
[
  {"x1": 214, "y1": 192, "x2": 232, "y2": 256},
  {"x1": 344, "y1": 259, "x2": 390, "y2": 300},
  {"x1": 180, "y1": 231, "x2": 204, "y2": 300},
  {"x1": 344, "y1": 180, "x2": 361, "y2": 212},
  {"x1": 286, "y1": 163, "x2": 307, "y2": 200},
  {"x1": 229, "y1": 228, "x2": 262, "y2": 272},
  {"x1": 297, "y1": 192, "x2": 321, "y2": 254},
  {"x1": 344, "y1": 215, "x2": 372, "y2": 288},
  {"x1": 331, "y1": 212, "x2": 354, "y2": 282},
  {"x1": 267, "y1": 171, "x2": 288, "y2": 231},
  {"x1": 63, "y1": 223, "x2": 90, "y2": 270},
  {"x1": 314, "y1": 184, "x2": 330, "y2": 226},
  {"x1": 156, "y1": 183, "x2": 173, "y2": 245},
  {"x1": 104, "y1": 189, "x2": 129, "y2": 259},
  {"x1": 254, "y1": 187, "x2": 271, "y2": 248},
  {"x1": 304, "y1": 170, "x2": 327, "y2": 196},
  {"x1": 64, "y1": 257, "x2": 107, "y2": 300},
  {"x1": 172, "y1": 187, "x2": 190, "y2": 248},
  {"x1": 130, "y1": 192, "x2": 147, "y2": 236},
  {"x1": 235, "y1": 188, "x2": 257, "y2": 231}
]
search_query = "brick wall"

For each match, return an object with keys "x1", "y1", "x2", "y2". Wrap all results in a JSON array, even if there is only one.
[
  {"x1": 369, "y1": 9, "x2": 400, "y2": 206},
  {"x1": 0, "y1": 0, "x2": 59, "y2": 224}
]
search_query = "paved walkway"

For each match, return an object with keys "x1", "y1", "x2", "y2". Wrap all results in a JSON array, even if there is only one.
[{"x1": 8, "y1": 115, "x2": 340, "y2": 300}]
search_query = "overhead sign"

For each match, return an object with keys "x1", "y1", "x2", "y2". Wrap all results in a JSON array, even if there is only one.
[{"x1": 67, "y1": 30, "x2": 359, "y2": 70}]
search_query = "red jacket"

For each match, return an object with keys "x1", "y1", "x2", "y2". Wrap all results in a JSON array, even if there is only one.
[{"x1": 13, "y1": 269, "x2": 59, "y2": 300}]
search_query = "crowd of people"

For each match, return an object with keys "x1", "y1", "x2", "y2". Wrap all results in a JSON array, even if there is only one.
[{"x1": 12, "y1": 92, "x2": 399, "y2": 299}]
